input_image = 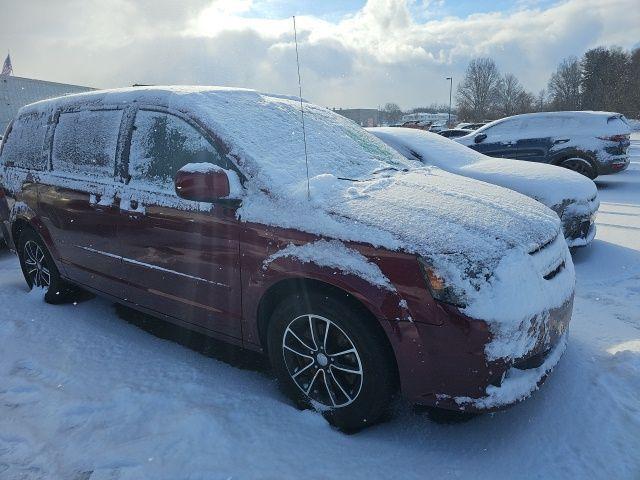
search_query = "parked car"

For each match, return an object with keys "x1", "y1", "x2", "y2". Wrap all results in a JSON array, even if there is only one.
[
  {"x1": 456, "y1": 122, "x2": 487, "y2": 130},
  {"x1": 368, "y1": 127, "x2": 600, "y2": 247},
  {"x1": 438, "y1": 129, "x2": 470, "y2": 138},
  {"x1": 397, "y1": 120, "x2": 430, "y2": 130},
  {"x1": 428, "y1": 123, "x2": 446, "y2": 133},
  {"x1": 455, "y1": 111, "x2": 631, "y2": 179},
  {"x1": 0, "y1": 87, "x2": 575, "y2": 431}
]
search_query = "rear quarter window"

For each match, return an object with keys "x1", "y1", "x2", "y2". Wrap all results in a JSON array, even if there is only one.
[
  {"x1": 0, "y1": 111, "x2": 49, "y2": 170},
  {"x1": 52, "y1": 109, "x2": 123, "y2": 177}
]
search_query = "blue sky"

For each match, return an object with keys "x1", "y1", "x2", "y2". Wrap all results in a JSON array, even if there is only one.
[{"x1": 242, "y1": 0, "x2": 561, "y2": 21}]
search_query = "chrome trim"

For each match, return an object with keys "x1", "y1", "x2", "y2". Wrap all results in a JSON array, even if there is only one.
[{"x1": 76, "y1": 245, "x2": 230, "y2": 288}]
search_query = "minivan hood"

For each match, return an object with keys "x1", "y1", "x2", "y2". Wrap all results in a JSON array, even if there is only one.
[
  {"x1": 326, "y1": 168, "x2": 561, "y2": 267},
  {"x1": 244, "y1": 167, "x2": 573, "y2": 352}
]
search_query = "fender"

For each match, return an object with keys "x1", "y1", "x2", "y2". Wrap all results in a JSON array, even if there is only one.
[
  {"x1": 241, "y1": 240, "x2": 415, "y2": 351},
  {"x1": 9, "y1": 202, "x2": 67, "y2": 275},
  {"x1": 549, "y1": 146, "x2": 597, "y2": 168}
]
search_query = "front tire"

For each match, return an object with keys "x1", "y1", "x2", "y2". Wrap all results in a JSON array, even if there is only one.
[
  {"x1": 560, "y1": 157, "x2": 596, "y2": 179},
  {"x1": 267, "y1": 290, "x2": 396, "y2": 432},
  {"x1": 17, "y1": 228, "x2": 78, "y2": 304}
]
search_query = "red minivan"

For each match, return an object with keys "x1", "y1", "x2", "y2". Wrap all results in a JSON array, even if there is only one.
[{"x1": 0, "y1": 87, "x2": 575, "y2": 431}]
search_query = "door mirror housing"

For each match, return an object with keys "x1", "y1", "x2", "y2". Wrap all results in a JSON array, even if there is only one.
[
  {"x1": 175, "y1": 163, "x2": 241, "y2": 202},
  {"x1": 474, "y1": 133, "x2": 487, "y2": 144}
]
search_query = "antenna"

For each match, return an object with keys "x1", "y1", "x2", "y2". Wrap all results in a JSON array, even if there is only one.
[{"x1": 293, "y1": 16, "x2": 311, "y2": 201}]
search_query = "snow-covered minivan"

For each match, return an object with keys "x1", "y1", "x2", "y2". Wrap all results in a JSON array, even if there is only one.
[
  {"x1": 0, "y1": 87, "x2": 575, "y2": 431},
  {"x1": 455, "y1": 111, "x2": 631, "y2": 179}
]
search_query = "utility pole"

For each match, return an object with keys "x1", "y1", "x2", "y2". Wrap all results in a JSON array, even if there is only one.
[{"x1": 446, "y1": 77, "x2": 453, "y2": 127}]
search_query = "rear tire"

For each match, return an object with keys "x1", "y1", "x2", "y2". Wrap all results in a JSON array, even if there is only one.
[
  {"x1": 560, "y1": 157, "x2": 596, "y2": 179},
  {"x1": 17, "y1": 228, "x2": 79, "y2": 304},
  {"x1": 267, "y1": 290, "x2": 396, "y2": 432}
]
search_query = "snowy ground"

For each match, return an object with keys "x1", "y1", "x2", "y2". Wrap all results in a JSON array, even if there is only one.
[{"x1": 0, "y1": 137, "x2": 639, "y2": 480}]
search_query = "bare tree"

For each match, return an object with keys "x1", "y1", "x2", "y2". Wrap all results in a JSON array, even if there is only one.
[
  {"x1": 456, "y1": 58, "x2": 502, "y2": 121},
  {"x1": 547, "y1": 56, "x2": 582, "y2": 110},
  {"x1": 497, "y1": 73, "x2": 526, "y2": 116},
  {"x1": 514, "y1": 90, "x2": 536, "y2": 114},
  {"x1": 382, "y1": 102, "x2": 403, "y2": 124},
  {"x1": 536, "y1": 88, "x2": 548, "y2": 112}
]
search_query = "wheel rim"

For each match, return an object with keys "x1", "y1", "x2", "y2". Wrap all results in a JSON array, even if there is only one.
[
  {"x1": 282, "y1": 314, "x2": 363, "y2": 408},
  {"x1": 23, "y1": 240, "x2": 51, "y2": 288},
  {"x1": 563, "y1": 158, "x2": 592, "y2": 177}
]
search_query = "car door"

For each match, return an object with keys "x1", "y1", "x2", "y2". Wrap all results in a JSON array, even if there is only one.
[
  {"x1": 116, "y1": 108, "x2": 242, "y2": 339},
  {"x1": 469, "y1": 119, "x2": 520, "y2": 159},
  {"x1": 37, "y1": 107, "x2": 126, "y2": 299},
  {"x1": 515, "y1": 116, "x2": 557, "y2": 163}
]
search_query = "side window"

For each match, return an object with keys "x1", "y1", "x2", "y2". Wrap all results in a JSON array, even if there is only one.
[
  {"x1": 128, "y1": 110, "x2": 226, "y2": 190},
  {"x1": 520, "y1": 117, "x2": 554, "y2": 134},
  {"x1": 0, "y1": 112, "x2": 49, "y2": 170},
  {"x1": 52, "y1": 109, "x2": 123, "y2": 177},
  {"x1": 484, "y1": 119, "x2": 521, "y2": 138}
]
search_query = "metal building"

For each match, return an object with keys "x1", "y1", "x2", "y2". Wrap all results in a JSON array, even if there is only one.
[{"x1": 1, "y1": 75, "x2": 94, "y2": 133}]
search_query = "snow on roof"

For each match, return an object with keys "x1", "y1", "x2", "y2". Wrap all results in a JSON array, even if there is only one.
[
  {"x1": 473, "y1": 110, "x2": 630, "y2": 135},
  {"x1": 19, "y1": 86, "x2": 414, "y2": 194}
]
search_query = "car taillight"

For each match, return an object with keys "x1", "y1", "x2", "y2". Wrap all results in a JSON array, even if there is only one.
[{"x1": 597, "y1": 134, "x2": 630, "y2": 142}]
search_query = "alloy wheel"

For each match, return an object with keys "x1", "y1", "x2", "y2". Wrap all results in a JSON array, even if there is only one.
[
  {"x1": 282, "y1": 314, "x2": 364, "y2": 408},
  {"x1": 23, "y1": 240, "x2": 51, "y2": 288}
]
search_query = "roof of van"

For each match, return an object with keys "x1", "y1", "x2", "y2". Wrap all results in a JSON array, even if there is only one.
[
  {"x1": 18, "y1": 85, "x2": 308, "y2": 116},
  {"x1": 16, "y1": 85, "x2": 414, "y2": 195}
]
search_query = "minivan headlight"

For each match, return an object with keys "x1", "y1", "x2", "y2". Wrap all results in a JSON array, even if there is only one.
[{"x1": 417, "y1": 257, "x2": 467, "y2": 308}]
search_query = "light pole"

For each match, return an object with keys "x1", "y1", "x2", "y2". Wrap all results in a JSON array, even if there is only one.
[{"x1": 446, "y1": 77, "x2": 453, "y2": 127}]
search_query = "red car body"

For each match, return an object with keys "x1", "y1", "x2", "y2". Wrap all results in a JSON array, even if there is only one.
[{"x1": 0, "y1": 87, "x2": 573, "y2": 419}]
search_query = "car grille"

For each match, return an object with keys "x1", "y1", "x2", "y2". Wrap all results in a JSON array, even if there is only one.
[{"x1": 529, "y1": 233, "x2": 567, "y2": 281}]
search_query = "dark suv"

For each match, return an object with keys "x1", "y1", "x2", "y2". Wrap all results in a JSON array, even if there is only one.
[
  {"x1": 0, "y1": 87, "x2": 575, "y2": 431},
  {"x1": 456, "y1": 111, "x2": 631, "y2": 179}
]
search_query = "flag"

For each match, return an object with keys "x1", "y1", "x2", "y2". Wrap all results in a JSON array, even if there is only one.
[{"x1": 1, "y1": 53, "x2": 12, "y2": 76}]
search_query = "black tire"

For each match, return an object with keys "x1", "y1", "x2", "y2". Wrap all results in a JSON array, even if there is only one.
[
  {"x1": 267, "y1": 290, "x2": 396, "y2": 432},
  {"x1": 17, "y1": 227, "x2": 78, "y2": 304},
  {"x1": 560, "y1": 157, "x2": 597, "y2": 179}
]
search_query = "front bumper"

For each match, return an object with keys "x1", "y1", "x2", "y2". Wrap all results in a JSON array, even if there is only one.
[
  {"x1": 436, "y1": 333, "x2": 568, "y2": 411},
  {"x1": 397, "y1": 297, "x2": 573, "y2": 412},
  {"x1": 564, "y1": 214, "x2": 597, "y2": 248}
]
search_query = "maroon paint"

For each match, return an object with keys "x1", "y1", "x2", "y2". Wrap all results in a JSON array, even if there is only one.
[
  {"x1": 175, "y1": 168, "x2": 230, "y2": 202},
  {"x1": 0, "y1": 100, "x2": 573, "y2": 412}
]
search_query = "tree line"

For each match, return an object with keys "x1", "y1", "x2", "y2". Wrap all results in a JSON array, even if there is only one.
[{"x1": 456, "y1": 46, "x2": 640, "y2": 122}]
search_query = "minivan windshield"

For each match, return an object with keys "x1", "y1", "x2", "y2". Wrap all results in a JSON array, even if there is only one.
[{"x1": 188, "y1": 90, "x2": 417, "y2": 192}]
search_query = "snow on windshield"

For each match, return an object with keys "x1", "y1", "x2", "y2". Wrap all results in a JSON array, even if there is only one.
[{"x1": 183, "y1": 90, "x2": 415, "y2": 192}]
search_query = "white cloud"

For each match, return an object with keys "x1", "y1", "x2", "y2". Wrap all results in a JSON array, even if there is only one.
[{"x1": 1, "y1": 0, "x2": 638, "y2": 108}]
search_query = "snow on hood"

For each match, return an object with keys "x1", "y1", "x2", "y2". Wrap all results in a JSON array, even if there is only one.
[{"x1": 367, "y1": 127, "x2": 598, "y2": 209}]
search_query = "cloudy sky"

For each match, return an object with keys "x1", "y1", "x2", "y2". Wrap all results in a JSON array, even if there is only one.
[{"x1": 1, "y1": 0, "x2": 638, "y2": 109}]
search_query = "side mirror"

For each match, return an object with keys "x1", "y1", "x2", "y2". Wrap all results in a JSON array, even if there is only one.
[
  {"x1": 474, "y1": 133, "x2": 487, "y2": 144},
  {"x1": 175, "y1": 163, "x2": 241, "y2": 202}
]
